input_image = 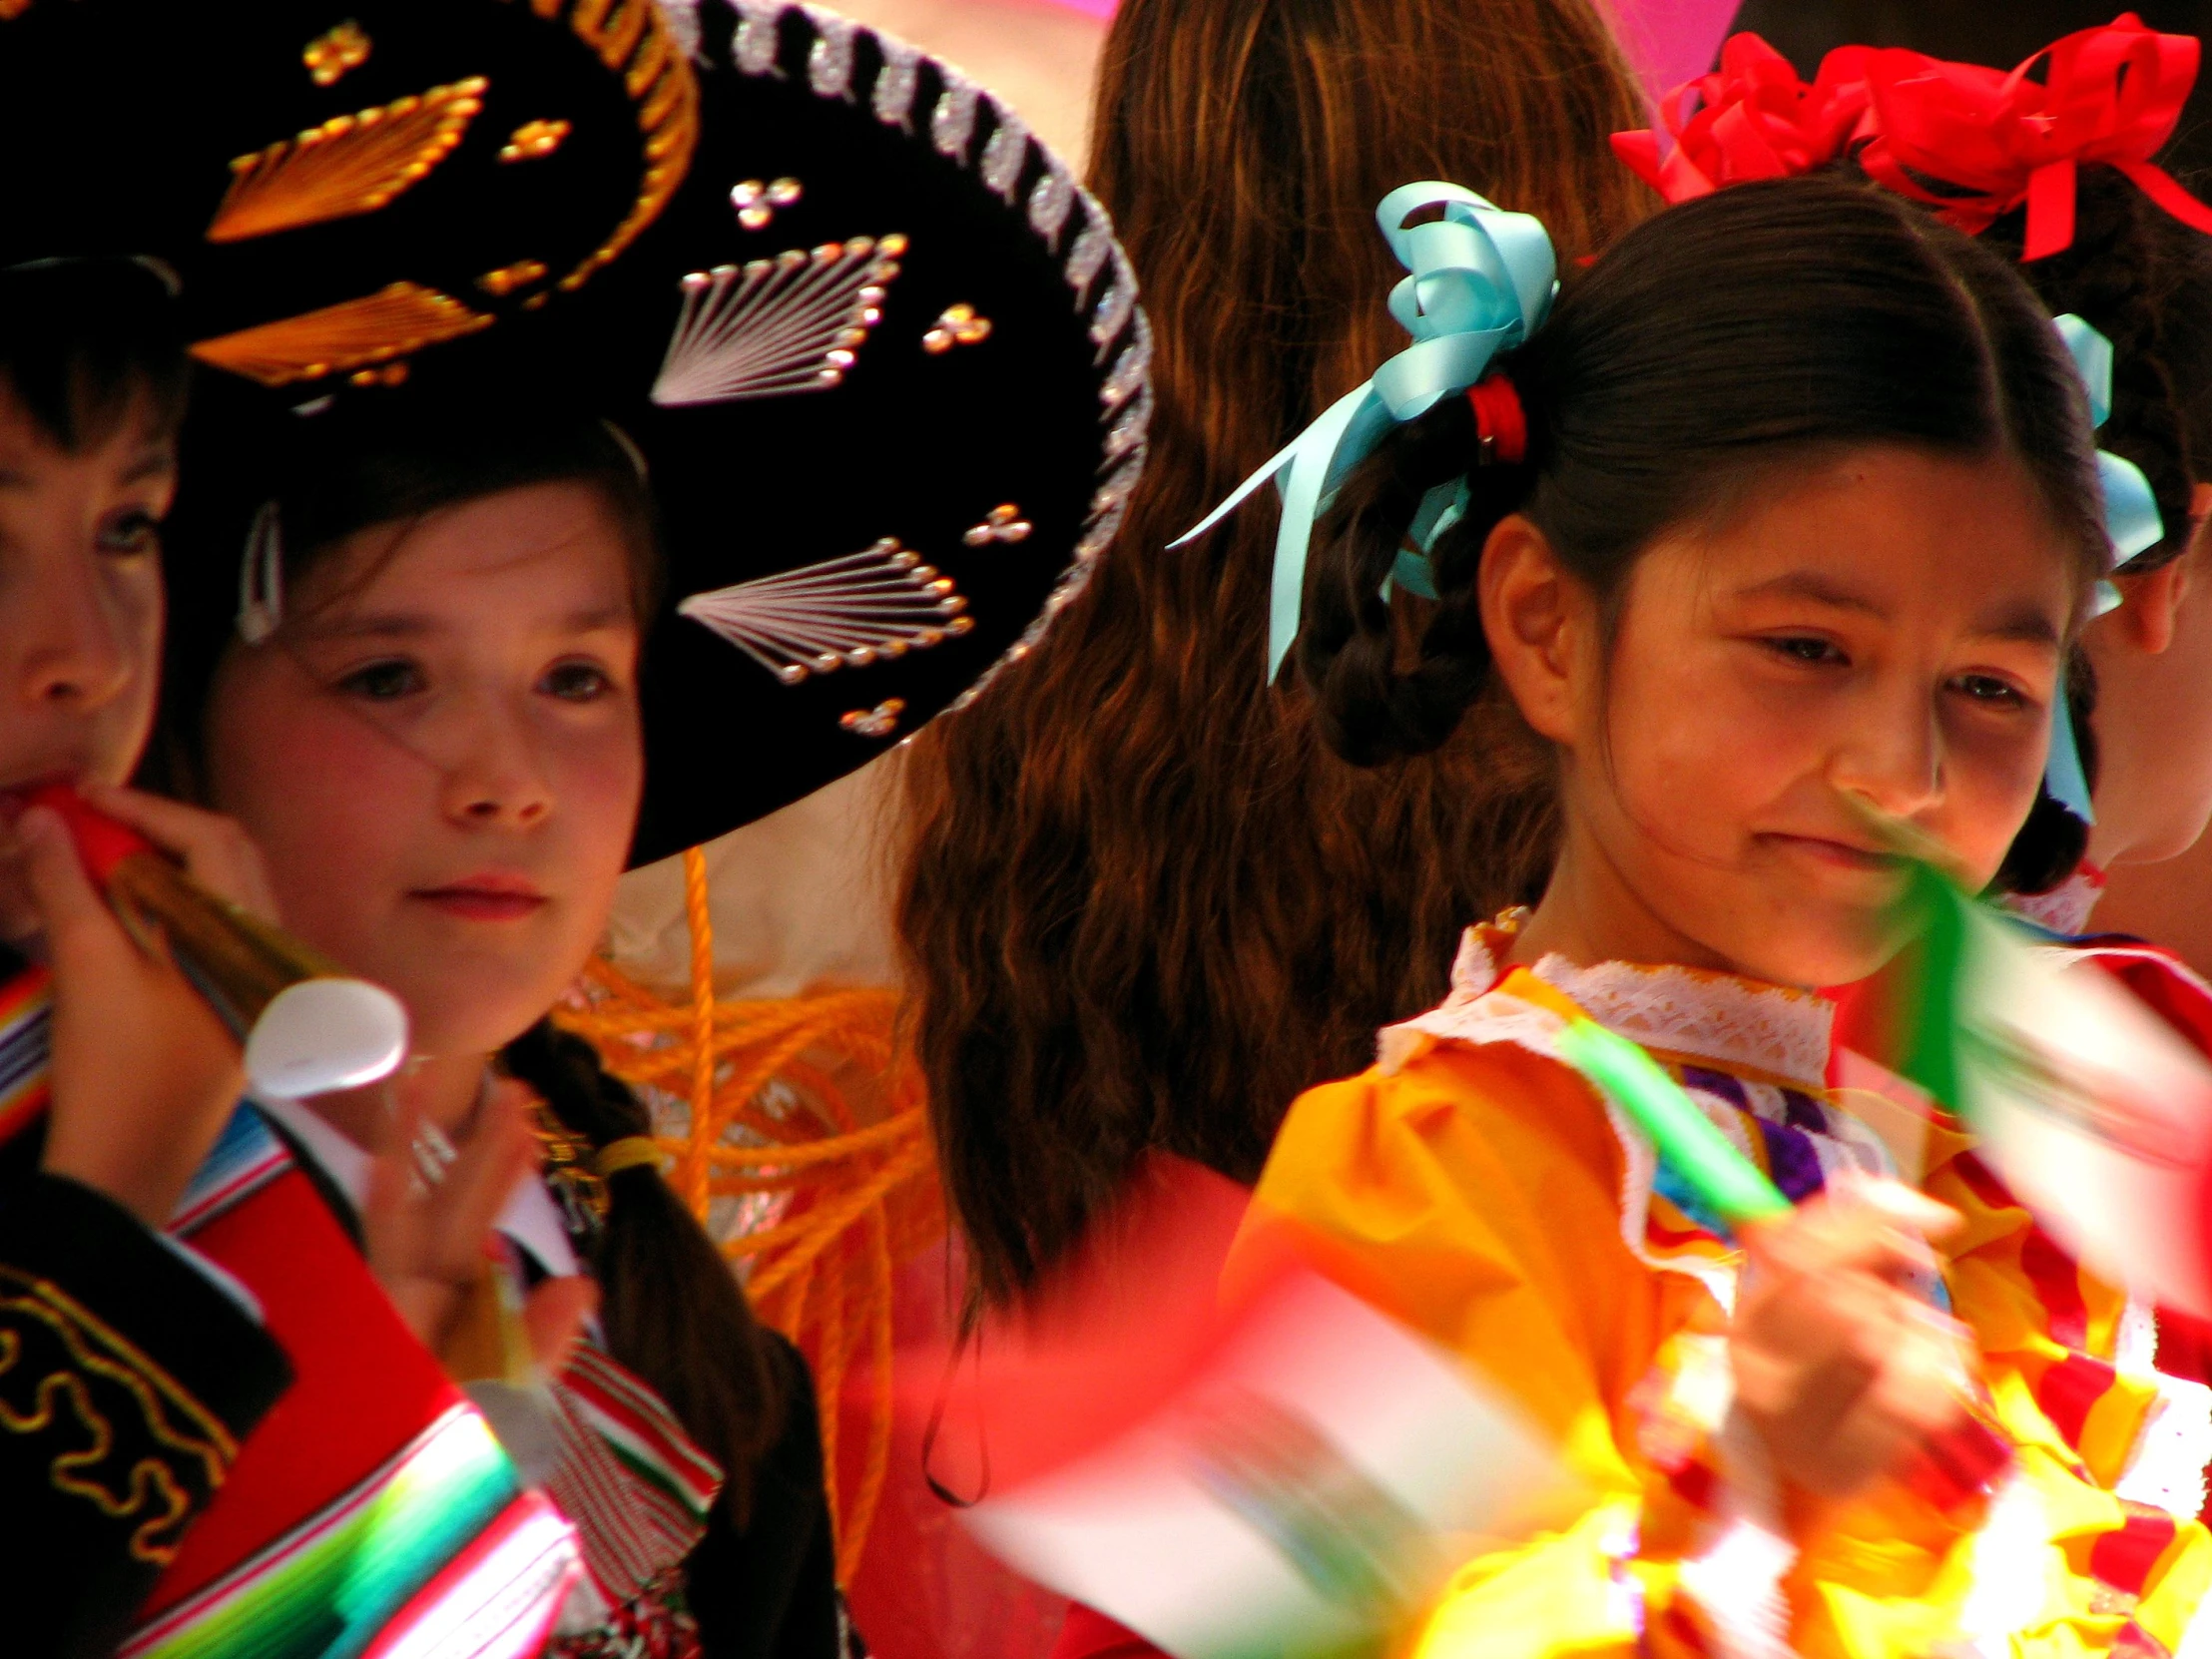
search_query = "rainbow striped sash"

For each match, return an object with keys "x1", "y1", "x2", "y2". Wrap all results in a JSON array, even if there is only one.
[
  {"x1": 0, "y1": 961, "x2": 51, "y2": 1143},
  {"x1": 128, "y1": 1107, "x2": 581, "y2": 1657}
]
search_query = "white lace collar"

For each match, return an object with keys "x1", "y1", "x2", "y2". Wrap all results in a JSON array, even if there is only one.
[{"x1": 1444, "y1": 919, "x2": 1834, "y2": 1091}]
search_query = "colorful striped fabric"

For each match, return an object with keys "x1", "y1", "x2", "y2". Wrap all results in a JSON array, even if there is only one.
[
  {"x1": 125, "y1": 1406, "x2": 574, "y2": 1659},
  {"x1": 170, "y1": 1103, "x2": 292, "y2": 1235},
  {"x1": 132, "y1": 1107, "x2": 580, "y2": 1658},
  {"x1": 0, "y1": 962, "x2": 51, "y2": 1144},
  {"x1": 546, "y1": 1337, "x2": 723, "y2": 1605}
]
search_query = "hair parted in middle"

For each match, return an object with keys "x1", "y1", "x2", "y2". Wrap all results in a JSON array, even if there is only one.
[
  {"x1": 896, "y1": 0, "x2": 1658, "y2": 1309},
  {"x1": 1301, "y1": 179, "x2": 2114, "y2": 910},
  {"x1": 1303, "y1": 176, "x2": 2106, "y2": 863}
]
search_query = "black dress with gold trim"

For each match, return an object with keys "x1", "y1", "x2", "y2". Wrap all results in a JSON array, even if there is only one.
[{"x1": 0, "y1": 949, "x2": 291, "y2": 1659}]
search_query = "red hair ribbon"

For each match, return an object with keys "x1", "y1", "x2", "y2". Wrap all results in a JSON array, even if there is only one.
[
  {"x1": 1612, "y1": 33, "x2": 1874, "y2": 203},
  {"x1": 1467, "y1": 374, "x2": 1527, "y2": 465},
  {"x1": 1856, "y1": 13, "x2": 2212, "y2": 259}
]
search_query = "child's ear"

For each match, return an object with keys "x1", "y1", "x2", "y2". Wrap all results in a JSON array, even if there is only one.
[
  {"x1": 2104, "y1": 558, "x2": 2188, "y2": 655},
  {"x1": 1478, "y1": 514, "x2": 1578, "y2": 745}
]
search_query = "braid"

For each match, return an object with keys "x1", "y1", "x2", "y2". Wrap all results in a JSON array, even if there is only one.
[
  {"x1": 503, "y1": 1020, "x2": 785, "y2": 1523},
  {"x1": 1299, "y1": 388, "x2": 1537, "y2": 763},
  {"x1": 1992, "y1": 650, "x2": 2099, "y2": 895},
  {"x1": 1984, "y1": 169, "x2": 2212, "y2": 571}
]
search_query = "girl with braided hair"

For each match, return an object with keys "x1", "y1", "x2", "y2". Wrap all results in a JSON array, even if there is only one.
[
  {"x1": 1086, "y1": 173, "x2": 2211, "y2": 1658},
  {"x1": 1614, "y1": 11, "x2": 2212, "y2": 1531}
]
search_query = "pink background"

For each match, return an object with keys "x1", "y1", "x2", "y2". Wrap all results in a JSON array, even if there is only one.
[{"x1": 1033, "y1": 0, "x2": 1742, "y2": 99}]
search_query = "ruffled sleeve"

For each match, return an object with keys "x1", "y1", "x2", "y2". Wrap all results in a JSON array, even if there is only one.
[{"x1": 1238, "y1": 1031, "x2": 2212, "y2": 1659}]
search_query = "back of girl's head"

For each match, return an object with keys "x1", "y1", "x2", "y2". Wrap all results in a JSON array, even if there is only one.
[
  {"x1": 1970, "y1": 165, "x2": 2212, "y2": 573},
  {"x1": 901, "y1": 0, "x2": 1656, "y2": 1308},
  {"x1": 1303, "y1": 177, "x2": 2104, "y2": 821},
  {"x1": 0, "y1": 259, "x2": 188, "y2": 451}
]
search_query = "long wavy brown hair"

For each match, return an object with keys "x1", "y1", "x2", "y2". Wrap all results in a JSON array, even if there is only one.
[{"x1": 897, "y1": 0, "x2": 1656, "y2": 1307}]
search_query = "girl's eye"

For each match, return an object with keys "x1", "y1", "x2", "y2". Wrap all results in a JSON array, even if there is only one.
[
  {"x1": 337, "y1": 659, "x2": 425, "y2": 701},
  {"x1": 542, "y1": 661, "x2": 614, "y2": 703},
  {"x1": 1952, "y1": 673, "x2": 2028, "y2": 709},
  {"x1": 97, "y1": 509, "x2": 161, "y2": 556},
  {"x1": 1764, "y1": 635, "x2": 1845, "y2": 667}
]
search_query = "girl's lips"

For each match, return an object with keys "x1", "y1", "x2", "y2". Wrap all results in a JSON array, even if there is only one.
[
  {"x1": 1761, "y1": 832, "x2": 1902, "y2": 873},
  {"x1": 0, "y1": 772, "x2": 82, "y2": 827},
  {"x1": 408, "y1": 878, "x2": 548, "y2": 921}
]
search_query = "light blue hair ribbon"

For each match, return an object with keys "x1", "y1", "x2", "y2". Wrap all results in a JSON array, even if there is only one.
[
  {"x1": 1169, "y1": 183, "x2": 1558, "y2": 682},
  {"x1": 2042, "y1": 314, "x2": 2167, "y2": 825}
]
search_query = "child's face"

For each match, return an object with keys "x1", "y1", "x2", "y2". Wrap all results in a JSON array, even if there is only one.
[
  {"x1": 1534, "y1": 446, "x2": 2077, "y2": 988},
  {"x1": 203, "y1": 481, "x2": 644, "y2": 1059},
  {"x1": 0, "y1": 390, "x2": 175, "y2": 940}
]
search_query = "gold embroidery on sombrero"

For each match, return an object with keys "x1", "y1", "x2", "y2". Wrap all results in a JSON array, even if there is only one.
[
  {"x1": 189, "y1": 281, "x2": 492, "y2": 386},
  {"x1": 551, "y1": 0, "x2": 700, "y2": 291},
  {"x1": 0, "y1": 1268, "x2": 235, "y2": 1564},
  {"x1": 301, "y1": 20, "x2": 371, "y2": 88},
  {"x1": 207, "y1": 79, "x2": 488, "y2": 244}
]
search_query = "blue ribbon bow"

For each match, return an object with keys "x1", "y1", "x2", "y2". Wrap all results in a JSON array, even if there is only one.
[
  {"x1": 1171, "y1": 183, "x2": 1558, "y2": 682},
  {"x1": 2041, "y1": 315, "x2": 2166, "y2": 826},
  {"x1": 2054, "y1": 313, "x2": 2165, "y2": 570}
]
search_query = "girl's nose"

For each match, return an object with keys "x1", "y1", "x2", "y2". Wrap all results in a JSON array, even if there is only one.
[
  {"x1": 437, "y1": 699, "x2": 554, "y2": 829},
  {"x1": 16, "y1": 555, "x2": 134, "y2": 715},
  {"x1": 1829, "y1": 690, "x2": 1942, "y2": 821}
]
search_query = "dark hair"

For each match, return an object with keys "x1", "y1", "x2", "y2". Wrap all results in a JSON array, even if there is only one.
[
  {"x1": 897, "y1": 0, "x2": 1654, "y2": 1310},
  {"x1": 504, "y1": 1021, "x2": 785, "y2": 1523},
  {"x1": 153, "y1": 404, "x2": 784, "y2": 1516},
  {"x1": 1301, "y1": 179, "x2": 2106, "y2": 879},
  {"x1": 0, "y1": 259, "x2": 189, "y2": 450},
  {"x1": 1936, "y1": 166, "x2": 2212, "y2": 889},
  {"x1": 156, "y1": 402, "x2": 661, "y2": 789},
  {"x1": 1910, "y1": 168, "x2": 2212, "y2": 577}
]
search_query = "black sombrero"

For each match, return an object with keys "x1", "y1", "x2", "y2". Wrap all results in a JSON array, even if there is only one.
[
  {"x1": 169, "y1": 3, "x2": 1153, "y2": 867},
  {"x1": 0, "y1": 0, "x2": 696, "y2": 379}
]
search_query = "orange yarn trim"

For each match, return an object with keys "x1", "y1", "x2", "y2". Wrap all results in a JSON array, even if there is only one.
[{"x1": 556, "y1": 852, "x2": 941, "y2": 1582}]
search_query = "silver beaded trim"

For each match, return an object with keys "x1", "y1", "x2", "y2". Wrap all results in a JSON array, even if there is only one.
[
  {"x1": 978, "y1": 104, "x2": 1029, "y2": 205},
  {"x1": 804, "y1": 8, "x2": 859, "y2": 101},
  {"x1": 725, "y1": 5, "x2": 1153, "y2": 726},
  {"x1": 1027, "y1": 166, "x2": 1074, "y2": 252},
  {"x1": 654, "y1": 0, "x2": 703, "y2": 63},
  {"x1": 872, "y1": 37, "x2": 921, "y2": 131},
  {"x1": 732, "y1": 0, "x2": 785, "y2": 76},
  {"x1": 930, "y1": 80, "x2": 980, "y2": 163}
]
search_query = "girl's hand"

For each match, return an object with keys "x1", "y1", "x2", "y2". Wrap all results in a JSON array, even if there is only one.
[
  {"x1": 1730, "y1": 1177, "x2": 1975, "y2": 1508},
  {"x1": 14, "y1": 790, "x2": 276, "y2": 1228},
  {"x1": 363, "y1": 1078, "x2": 595, "y2": 1377}
]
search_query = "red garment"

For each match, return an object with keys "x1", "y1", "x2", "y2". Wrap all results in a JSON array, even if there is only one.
[{"x1": 1049, "y1": 1605, "x2": 1163, "y2": 1659}]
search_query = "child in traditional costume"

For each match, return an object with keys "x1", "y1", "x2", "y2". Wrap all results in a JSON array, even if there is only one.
[
  {"x1": 1614, "y1": 12, "x2": 2212, "y2": 1535},
  {"x1": 151, "y1": 11, "x2": 1149, "y2": 1654},
  {"x1": 0, "y1": 254, "x2": 301, "y2": 1659},
  {"x1": 0, "y1": 0, "x2": 732, "y2": 1651},
  {"x1": 1124, "y1": 173, "x2": 2211, "y2": 1657}
]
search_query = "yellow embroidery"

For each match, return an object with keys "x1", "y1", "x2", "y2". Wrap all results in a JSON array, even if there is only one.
[
  {"x1": 476, "y1": 260, "x2": 548, "y2": 296},
  {"x1": 207, "y1": 78, "x2": 488, "y2": 244},
  {"x1": 0, "y1": 1271, "x2": 234, "y2": 1564},
  {"x1": 302, "y1": 20, "x2": 371, "y2": 88},
  {"x1": 518, "y1": 0, "x2": 699, "y2": 291},
  {"x1": 191, "y1": 282, "x2": 492, "y2": 386},
  {"x1": 499, "y1": 119, "x2": 570, "y2": 163}
]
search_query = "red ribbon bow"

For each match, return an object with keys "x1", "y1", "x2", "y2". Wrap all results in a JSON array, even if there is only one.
[
  {"x1": 1612, "y1": 32, "x2": 1874, "y2": 203},
  {"x1": 1853, "y1": 13, "x2": 2212, "y2": 259}
]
